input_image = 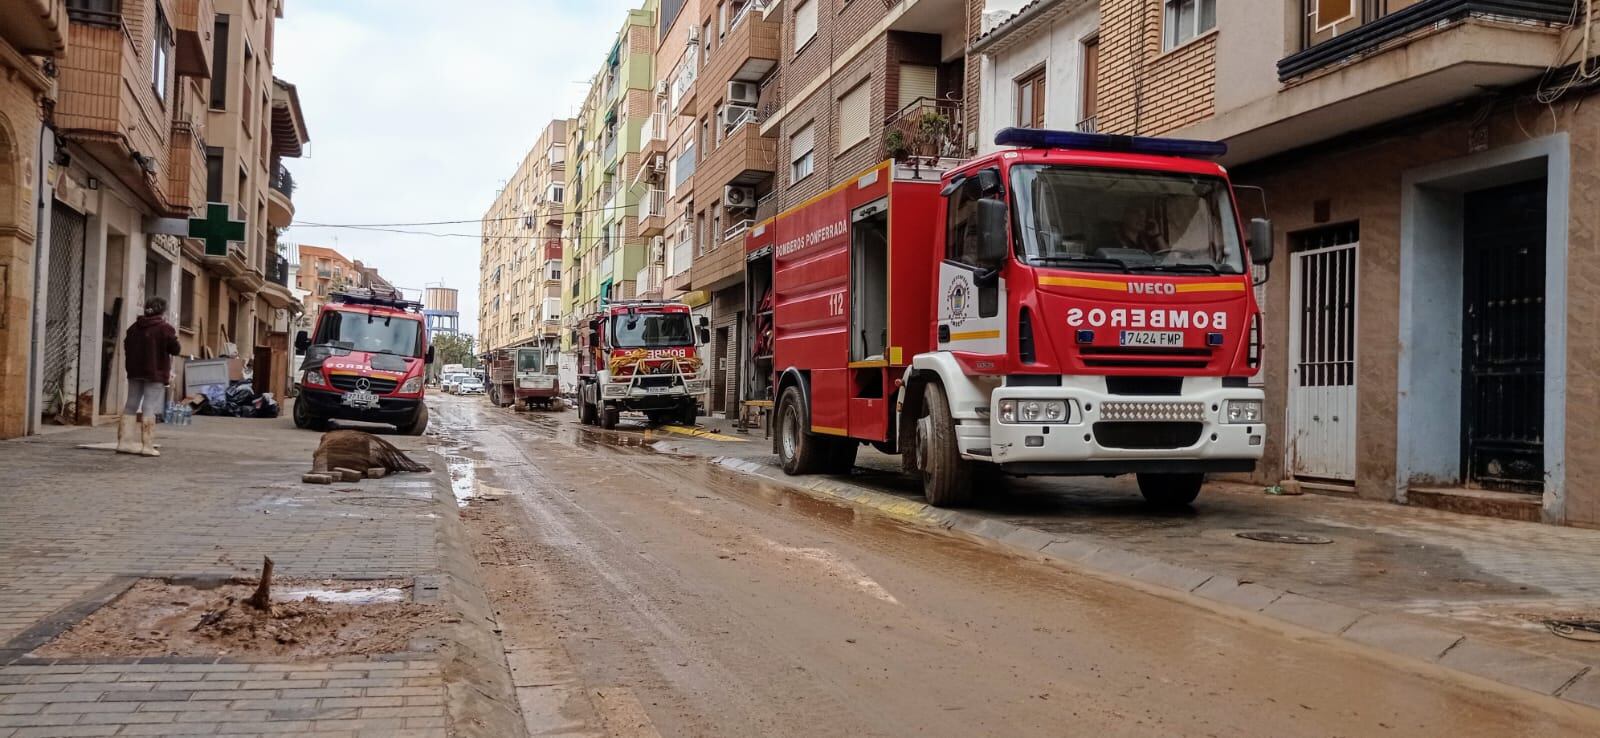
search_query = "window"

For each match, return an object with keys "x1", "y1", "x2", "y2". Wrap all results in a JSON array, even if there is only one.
[
  {"x1": 898, "y1": 64, "x2": 937, "y2": 111},
  {"x1": 1081, "y1": 36, "x2": 1100, "y2": 130},
  {"x1": 794, "y1": 0, "x2": 817, "y2": 51},
  {"x1": 205, "y1": 147, "x2": 224, "y2": 202},
  {"x1": 151, "y1": 4, "x2": 171, "y2": 101},
  {"x1": 66, "y1": 0, "x2": 118, "y2": 23},
  {"x1": 1164, "y1": 0, "x2": 1216, "y2": 50},
  {"x1": 210, "y1": 15, "x2": 229, "y2": 109},
  {"x1": 179, "y1": 270, "x2": 196, "y2": 330},
  {"x1": 1314, "y1": 0, "x2": 1353, "y2": 29},
  {"x1": 549, "y1": 183, "x2": 565, "y2": 203},
  {"x1": 1016, "y1": 67, "x2": 1046, "y2": 128},
  {"x1": 790, "y1": 122, "x2": 815, "y2": 181},
  {"x1": 241, "y1": 45, "x2": 255, "y2": 128},
  {"x1": 838, "y1": 83, "x2": 869, "y2": 151}
]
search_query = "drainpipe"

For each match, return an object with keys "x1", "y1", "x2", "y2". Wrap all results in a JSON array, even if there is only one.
[{"x1": 26, "y1": 121, "x2": 50, "y2": 435}]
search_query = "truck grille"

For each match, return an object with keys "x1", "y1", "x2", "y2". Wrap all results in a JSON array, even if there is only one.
[
  {"x1": 329, "y1": 374, "x2": 399, "y2": 394},
  {"x1": 635, "y1": 376, "x2": 680, "y2": 389},
  {"x1": 1093, "y1": 422, "x2": 1204, "y2": 450},
  {"x1": 1080, "y1": 347, "x2": 1212, "y2": 369},
  {"x1": 1098, "y1": 401, "x2": 1207, "y2": 422}
]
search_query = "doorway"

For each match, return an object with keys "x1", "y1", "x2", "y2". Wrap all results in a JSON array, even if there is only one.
[
  {"x1": 1461, "y1": 179, "x2": 1546, "y2": 492},
  {"x1": 1287, "y1": 223, "x2": 1358, "y2": 483},
  {"x1": 850, "y1": 200, "x2": 888, "y2": 362}
]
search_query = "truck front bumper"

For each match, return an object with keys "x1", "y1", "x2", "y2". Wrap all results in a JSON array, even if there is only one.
[
  {"x1": 977, "y1": 380, "x2": 1265, "y2": 475},
  {"x1": 299, "y1": 388, "x2": 424, "y2": 425}
]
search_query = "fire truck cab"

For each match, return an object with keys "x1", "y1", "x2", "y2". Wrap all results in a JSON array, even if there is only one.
[
  {"x1": 747, "y1": 129, "x2": 1274, "y2": 508},
  {"x1": 293, "y1": 287, "x2": 434, "y2": 435},
  {"x1": 576, "y1": 300, "x2": 709, "y2": 430}
]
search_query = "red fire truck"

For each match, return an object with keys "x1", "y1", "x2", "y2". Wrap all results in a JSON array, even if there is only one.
[
  {"x1": 744, "y1": 129, "x2": 1274, "y2": 508},
  {"x1": 576, "y1": 300, "x2": 708, "y2": 429},
  {"x1": 293, "y1": 288, "x2": 434, "y2": 435}
]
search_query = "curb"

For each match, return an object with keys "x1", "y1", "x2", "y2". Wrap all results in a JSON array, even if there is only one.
[
  {"x1": 417, "y1": 448, "x2": 529, "y2": 738},
  {"x1": 710, "y1": 456, "x2": 1600, "y2": 712}
]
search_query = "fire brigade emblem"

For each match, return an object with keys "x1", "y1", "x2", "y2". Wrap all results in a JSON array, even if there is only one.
[{"x1": 947, "y1": 275, "x2": 972, "y2": 326}]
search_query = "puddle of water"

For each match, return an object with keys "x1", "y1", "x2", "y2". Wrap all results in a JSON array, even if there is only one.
[
  {"x1": 448, "y1": 455, "x2": 477, "y2": 507},
  {"x1": 277, "y1": 587, "x2": 408, "y2": 605}
]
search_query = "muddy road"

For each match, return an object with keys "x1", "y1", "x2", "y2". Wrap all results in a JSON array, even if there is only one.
[{"x1": 431, "y1": 395, "x2": 1599, "y2": 738}]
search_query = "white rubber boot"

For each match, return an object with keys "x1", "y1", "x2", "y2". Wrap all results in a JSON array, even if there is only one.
[
  {"x1": 138, "y1": 417, "x2": 160, "y2": 457},
  {"x1": 115, "y1": 415, "x2": 139, "y2": 455}
]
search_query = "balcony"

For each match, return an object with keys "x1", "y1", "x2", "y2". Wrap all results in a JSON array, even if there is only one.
[
  {"x1": 267, "y1": 162, "x2": 295, "y2": 228},
  {"x1": 602, "y1": 135, "x2": 619, "y2": 169},
  {"x1": 173, "y1": 0, "x2": 215, "y2": 79},
  {"x1": 883, "y1": 97, "x2": 965, "y2": 164},
  {"x1": 58, "y1": 10, "x2": 183, "y2": 215},
  {"x1": 634, "y1": 264, "x2": 665, "y2": 300},
  {"x1": 700, "y1": 113, "x2": 776, "y2": 199},
  {"x1": 638, "y1": 188, "x2": 666, "y2": 237},
  {"x1": 543, "y1": 239, "x2": 562, "y2": 263},
  {"x1": 670, "y1": 47, "x2": 700, "y2": 116},
  {"x1": 166, "y1": 121, "x2": 206, "y2": 212},
  {"x1": 704, "y1": 0, "x2": 780, "y2": 86},
  {"x1": 271, "y1": 79, "x2": 310, "y2": 159},
  {"x1": 639, "y1": 111, "x2": 667, "y2": 162},
  {"x1": 1185, "y1": 0, "x2": 1572, "y2": 163},
  {"x1": 6, "y1": 0, "x2": 66, "y2": 56}
]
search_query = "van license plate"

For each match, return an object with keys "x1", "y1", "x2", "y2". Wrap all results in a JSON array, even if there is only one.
[
  {"x1": 342, "y1": 390, "x2": 379, "y2": 408},
  {"x1": 1120, "y1": 331, "x2": 1184, "y2": 347}
]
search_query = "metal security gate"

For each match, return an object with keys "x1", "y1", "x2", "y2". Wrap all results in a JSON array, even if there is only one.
[
  {"x1": 1462, "y1": 180, "x2": 1545, "y2": 492},
  {"x1": 42, "y1": 203, "x2": 86, "y2": 423},
  {"x1": 1287, "y1": 225, "x2": 1358, "y2": 482}
]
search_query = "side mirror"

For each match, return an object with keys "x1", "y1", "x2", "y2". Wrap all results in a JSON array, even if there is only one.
[
  {"x1": 294, "y1": 331, "x2": 309, "y2": 353},
  {"x1": 976, "y1": 198, "x2": 1009, "y2": 267},
  {"x1": 698, "y1": 316, "x2": 710, "y2": 329},
  {"x1": 1248, "y1": 218, "x2": 1275, "y2": 265},
  {"x1": 425, "y1": 345, "x2": 435, "y2": 364},
  {"x1": 699, "y1": 327, "x2": 711, "y2": 345}
]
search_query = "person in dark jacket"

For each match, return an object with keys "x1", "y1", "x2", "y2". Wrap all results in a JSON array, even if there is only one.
[{"x1": 120, "y1": 296, "x2": 182, "y2": 456}]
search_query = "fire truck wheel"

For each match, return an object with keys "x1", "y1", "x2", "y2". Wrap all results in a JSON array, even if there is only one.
[
  {"x1": 601, "y1": 405, "x2": 620, "y2": 430},
  {"x1": 292, "y1": 398, "x2": 327, "y2": 431},
  {"x1": 678, "y1": 401, "x2": 698, "y2": 427},
  {"x1": 398, "y1": 403, "x2": 429, "y2": 436},
  {"x1": 1136, "y1": 473, "x2": 1203, "y2": 508},
  {"x1": 920, "y1": 382, "x2": 974, "y2": 507},
  {"x1": 777, "y1": 386, "x2": 827, "y2": 475}
]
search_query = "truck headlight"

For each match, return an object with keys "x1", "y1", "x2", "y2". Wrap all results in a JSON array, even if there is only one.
[
  {"x1": 685, "y1": 379, "x2": 707, "y2": 393},
  {"x1": 1225, "y1": 400, "x2": 1263, "y2": 424},
  {"x1": 399, "y1": 377, "x2": 423, "y2": 394},
  {"x1": 303, "y1": 369, "x2": 325, "y2": 386},
  {"x1": 603, "y1": 383, "x2": 628, "y2": 397},
  {"x1": 997, "y1": 399, "x2": 1069, "y2": 424}
]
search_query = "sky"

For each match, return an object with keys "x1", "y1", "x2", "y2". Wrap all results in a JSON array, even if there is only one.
[{"x1": 274, "y1": 0, "x2": 638, "y2": 337}]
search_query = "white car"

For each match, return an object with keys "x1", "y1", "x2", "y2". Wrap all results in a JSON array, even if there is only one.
[
  {"x1": 456, "y1": 377, "x2": 486, "y2": 395},
  {"x1": 441, "y1": 373, "x2": 468, "y2": 394}
]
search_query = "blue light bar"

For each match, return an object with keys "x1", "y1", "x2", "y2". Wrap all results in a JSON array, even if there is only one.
[{"x1": 994, "y1": 127, "x2": 1228, "y2": 159}]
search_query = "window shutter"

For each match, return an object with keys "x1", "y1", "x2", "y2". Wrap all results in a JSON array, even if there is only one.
[
  {"x1": 792, "y1": 124, "x2": 815, "y2": 161},
  {"x1": 839, "y1": 84, "x2": 869, "y2": 150},
  {"x1": 897, "y1": 64, "x2": 937, "y2": 111},
  {"x1": 795, "y1": 0, "x2": 817, "y2": 48}
]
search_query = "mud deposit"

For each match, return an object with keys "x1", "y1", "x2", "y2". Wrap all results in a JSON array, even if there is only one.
[{"x1": 36, "y1": 578, "x2": 443, "y2": 658}]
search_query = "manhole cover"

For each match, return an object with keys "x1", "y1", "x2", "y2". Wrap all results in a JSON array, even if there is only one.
[
  {"x1": 1236, "y1": 531, "x2": 1334, "y2": 545},
  {"x1": 334, "y1": 496, "x2": 431, "y2": 509}
]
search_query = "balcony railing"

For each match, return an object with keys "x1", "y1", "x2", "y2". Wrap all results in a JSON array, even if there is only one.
[
  {"x1": 603, "y1": 135, "x2": 619, "y2": 165},
  {"x1": 1077, "y1": 115, "x2": 1098, "y2": 133},
  {"x1": 1279, "y1": 0, "x2": 1576, "y2": 80},
  {"x1": 670, "y1": 239, "x2": 693, "y2": 276},
  {"x1": 641, "y1": 112, "x2": 666, "y2": 146},
  {"x1": 270, "y1": 162, "x2": 295, "y2": 198},
  {"x1": 640, "y1": 188, "x2": 666, "y2": 220},
  {"x1": 268, "y1": 254, "x2": 290, "y2": 287},
  {"x1": 884, "y1": 97, "x2": 966, "y2": 162},
  {"x1": 723, "y1": 219, "x2": 754, "y2": 243}
]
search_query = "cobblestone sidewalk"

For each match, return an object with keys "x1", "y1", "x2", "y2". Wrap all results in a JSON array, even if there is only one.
[{"x1": 0, "y1": 410, "x2": 519, "y2": 737}]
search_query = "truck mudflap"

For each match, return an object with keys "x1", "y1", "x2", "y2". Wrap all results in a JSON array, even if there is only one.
[{"x1": 986, "y1": 375, "x2": 1266, "y2": 468}]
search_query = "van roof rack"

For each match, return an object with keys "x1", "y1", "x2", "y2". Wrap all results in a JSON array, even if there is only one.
[{"x1": 330, "y1": 287, "x2": 424, "y2": 312}]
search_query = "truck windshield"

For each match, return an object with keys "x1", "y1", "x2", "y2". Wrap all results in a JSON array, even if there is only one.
[
  {"x1": 312, "y1": 310, "x2": 423, "y2": 357},
  {"x1": 1010, "y1": 165, "x2": 1246, "y2": 275},
  {"x1": 612, "y1": 313, "x2": 693, "y2": 348},
  {"x1": 516, "y1": 350, "x2": 542, "y2": 372}
]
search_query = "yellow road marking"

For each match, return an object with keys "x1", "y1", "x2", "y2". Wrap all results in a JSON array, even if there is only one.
[{"x1": 653, "y1": 424, "x2": 748, "y2": 442}]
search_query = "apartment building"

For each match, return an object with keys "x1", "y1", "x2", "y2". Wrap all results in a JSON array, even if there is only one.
[
  {"x1": 479, "y1": 119, "x2": 569, "y2": 354},
  {"x1": 561, "y1": 2, "x2": 658, "y2": 343},
  {"x1": 0, "y1": 0, "x2": 66, "y2": 439},
  {"x1": 13, "y1": 0, "x2": 306, "y2": 435},
  {"x1": 294, "y1": 244, "x2": 357, "y2": 319},
  {"x1": 631, "y1": 0, "x2": 698, "y2": 304},
  {"x1": 974, "y1": 0, "x2": 1595, "y2": 527}
]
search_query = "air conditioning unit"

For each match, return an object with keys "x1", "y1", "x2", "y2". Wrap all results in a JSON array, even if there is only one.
[
  {"x1": 727, "y1": 81, "x2": 758, "y2": 106},
  {"x1": 687, "y1": 26, "x2": 700, "y2": 42},
  {"x1": 724, "y1": 185, "x2": 756, "y2": 210},
  {"x1": 649, "y1": 154, "x2": 666, "y2": 172},
  {"x1": 655, "y1": 80, "x2": 669, "y2": 96},
  {"x1": 720, "y1": 104, "x2": 755, "y2": 129},
  {"x1": 649, "y1": 237, "x2": 666, "y2": 264}
]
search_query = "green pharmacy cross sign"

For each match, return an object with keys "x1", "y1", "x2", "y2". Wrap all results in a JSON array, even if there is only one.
[{"x1": 190, "y1": 202, "x2": 247, "y2": 257}]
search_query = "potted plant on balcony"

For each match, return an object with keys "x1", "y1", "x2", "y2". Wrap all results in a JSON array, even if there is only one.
[{"x1": 885, "y1": 108, "x2": 954, "y2": 177}]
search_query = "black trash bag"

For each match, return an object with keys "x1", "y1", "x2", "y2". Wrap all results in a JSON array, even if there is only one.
[{"x1": 253, "y1": 395, "x2": 280, "y2": 419}]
